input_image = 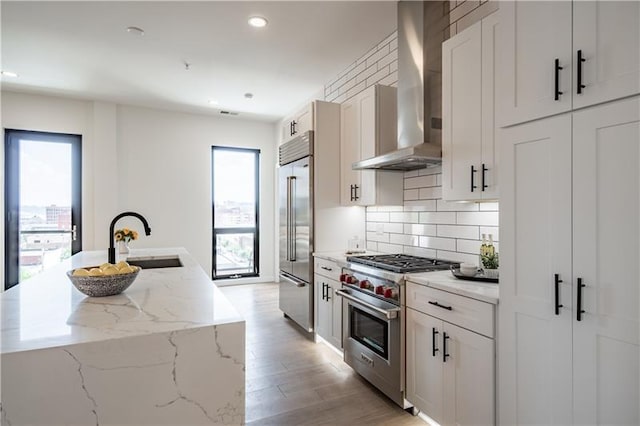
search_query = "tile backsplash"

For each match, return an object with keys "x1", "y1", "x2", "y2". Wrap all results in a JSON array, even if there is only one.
[{"x1": 365, "y1": 166, "x2": 499, "y2": 266}]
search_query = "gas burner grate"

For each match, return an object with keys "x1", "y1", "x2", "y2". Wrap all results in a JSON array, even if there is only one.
[{"x1": 346, "y1": 254, "x2": 459, "y2": 273}]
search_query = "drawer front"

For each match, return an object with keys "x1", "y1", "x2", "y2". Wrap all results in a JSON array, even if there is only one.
[
  {"x1": 315, "y1": 258, "x2": 341, "y2": 281},
  {"x1": 406, "y1": 282, "x2": 494, "y2": 338}
]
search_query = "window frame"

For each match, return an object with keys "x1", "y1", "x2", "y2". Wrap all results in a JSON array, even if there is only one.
[
  {"x1": 4, "y1": 129, "x2": 82, "y2": 290},
  {"x1": 211, "y1": 145, "x2": 260, "y2": 280}
]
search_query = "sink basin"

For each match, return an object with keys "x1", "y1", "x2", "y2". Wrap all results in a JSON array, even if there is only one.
[{"x1": 126, "y1": 255, "x2": 183, "y2": 269}]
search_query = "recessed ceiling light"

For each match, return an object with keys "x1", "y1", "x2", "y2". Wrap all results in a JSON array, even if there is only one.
[
  {"x1": 208, "y1": 100, "x2": 219, "y2": 106},
  {"x1": 126, "y1": 26, "x2": 145, "y2": 36},
  {"x1": 1, "y1": 71, "x2": 18, "y2": 78},
  {"x1": 248, "y1": 16, "x2": 268, "y2": 28},
  {"x1": 244, "y1": 93, "x2": 254, "y2": 99}
]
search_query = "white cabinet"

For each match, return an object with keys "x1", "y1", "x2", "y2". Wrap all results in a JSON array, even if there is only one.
[
  {"x1": 498, "y1": 0, "x2": 640, "y2": 127},
  {"x1": 314, "y1": 258, "x2": 342, "y2": 350},
  {"x1": 406, "y1": 283, "x2": 495, "y2": 426},
  {"x1": 281, "y1": 103, "x2": 313, "y2": 143},
  {"x1": 499, "y1": 96, "x2": 640, "y2": 425},
  {"x1": 340, "y1": 84, "x2": 403, "y2": 206},
  {"x1": 442, "y1": 12, "x2": 499, "y2": 201}
]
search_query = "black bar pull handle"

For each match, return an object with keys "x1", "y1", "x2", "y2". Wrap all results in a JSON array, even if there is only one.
[
  {"x1": 326, "y1": 284, "x2": 331, "y2": 301},
  {"x1": 353, "y1": 185, "x2": 359, "y2": 201},
  {"x1": 350, "y1": 184, "x2": 354, "y2": 202},
  {"x1": 554, "y1": 58, "x2": 564, "y2": 101},
  {"x1": 577, "y1": 50, "x2": 586, "y2": 94},
  {"x1": 292, "y1": 120, "x2": 297, "y2": 135},
  {"x1": 432, "y1": 327, "x2": 439, "y2": 357},
  {"x1": 481, "y1": 164, "x2": 488, "y2": 191},
  {"x1": 554, "y1": 274, "x2": 564, "y2": 315},
  {"x1": 443, "y1": 332, "x2": 450, "y2": 362},
  {"x1": 322, "y1": 283, "x2": 326, "y2": 301},
  {"x1": 428, "y1": 300, "x2": 453, "y2": 311},
  {"x1": 577, "y1": 278, "x2": 586, "y2": 321},
  {"x1": 471, "y1": 165, "x2": 478, "y2": 192}
]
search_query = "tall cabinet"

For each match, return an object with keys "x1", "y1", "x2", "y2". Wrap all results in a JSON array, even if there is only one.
[
  {"x1": 499, "y1": 96, "x2": 640, "y2": 425},
  {"x1": 442, "y1": 11, "x2": 499, "y2": 201},
  {"x1": 340, "y1": 84, "x2": 403, "y2": 206},
  {"x1": 498, "y1": 0, "x2": 640, "y2": 127}
]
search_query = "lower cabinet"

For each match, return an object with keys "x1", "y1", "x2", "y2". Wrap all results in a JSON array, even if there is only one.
[
  {"x1": 314, "y1": 258, "x2": 343, "y2": 350},
  {"x1": 406, "y1": 283, "x2": 495, "y2": 426}
]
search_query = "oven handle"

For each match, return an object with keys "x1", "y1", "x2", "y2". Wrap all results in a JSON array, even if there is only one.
[{"x1": 335, "y1": 289, "x2": 400, "y2": 319}]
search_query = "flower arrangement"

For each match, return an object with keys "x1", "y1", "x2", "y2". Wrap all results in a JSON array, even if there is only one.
[{"x1": 114, "y1": 228, "x2": 139, "y2": 243}]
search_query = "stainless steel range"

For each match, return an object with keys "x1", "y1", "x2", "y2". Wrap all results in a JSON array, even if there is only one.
[{"x1": 337, "y1": 254, "x2": 459, "y2": 408}]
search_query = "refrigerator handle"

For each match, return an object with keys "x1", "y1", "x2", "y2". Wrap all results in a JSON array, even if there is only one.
[
  {"x1": 288, "y1": 176, "x2": 292, "y2": 261},
  {"x1": 290, "y1": 176, "x2": 297, "y2": 261}
]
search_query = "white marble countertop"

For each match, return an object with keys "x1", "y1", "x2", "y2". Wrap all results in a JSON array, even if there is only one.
[
  {"x1": 406, "y1": 270, "x2": 499, "y2": 304},
  {"x1": 1, "y1": 247, "x2": 243, "y2": 354}
]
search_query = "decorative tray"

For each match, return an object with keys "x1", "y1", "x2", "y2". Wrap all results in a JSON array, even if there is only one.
[{"x1": 450, "y1": 267, "x2": 499, "y2": 283}]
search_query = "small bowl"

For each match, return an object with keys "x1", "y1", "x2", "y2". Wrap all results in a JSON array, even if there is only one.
[
  {"x1": 66, "y1": 266, "x2": 140, "y2": 297},
  {"x1": 459, "y1": 263, "x2": 478, "y2": 277}
]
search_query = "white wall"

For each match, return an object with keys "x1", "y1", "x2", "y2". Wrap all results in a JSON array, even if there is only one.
[
  {"x1": 1, "y1": 91, "x2": 276, "y2": 284},
  {"x1": 115, "y1": 105, "x2": 275, "y2": 279}
]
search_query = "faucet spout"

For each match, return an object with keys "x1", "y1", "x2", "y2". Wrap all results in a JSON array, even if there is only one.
[{"x1": 108, "y1": 211, "x2": 152, "y2": 264}]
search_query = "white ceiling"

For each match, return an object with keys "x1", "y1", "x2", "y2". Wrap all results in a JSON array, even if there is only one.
[{"x1": 1, "y1": 1, "x2": 397, "y2": 122}]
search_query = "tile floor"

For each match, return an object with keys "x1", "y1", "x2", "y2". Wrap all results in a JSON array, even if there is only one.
[{"x1": 221, "y1": 283, "x2": 426, "y2": 425}]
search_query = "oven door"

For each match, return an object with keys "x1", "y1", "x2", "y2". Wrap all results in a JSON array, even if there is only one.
[{"x1": 337, "y1": 288, "x2": 404, "y2": 406}]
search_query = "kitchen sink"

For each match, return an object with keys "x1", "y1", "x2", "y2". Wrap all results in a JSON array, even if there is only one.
[{"x1": 126, "y1": 255, "x2": 183, "y2": 269}]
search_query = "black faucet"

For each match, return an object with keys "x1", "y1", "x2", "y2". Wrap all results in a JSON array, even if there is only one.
[{"x1": 108, "y1": 211, "x2": 152, "y2": 264}]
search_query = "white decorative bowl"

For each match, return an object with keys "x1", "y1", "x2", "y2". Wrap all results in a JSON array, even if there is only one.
[
  {"x1": 66, "y1": 266, "x2": 140, "y2": 297},
  {"x1": 459, "y1": 263, "x2": 478, "y2": 276}
]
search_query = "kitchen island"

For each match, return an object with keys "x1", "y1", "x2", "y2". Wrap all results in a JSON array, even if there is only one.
[{"x1": 1, "y1": 247, "x2": 245, "y2": 425}]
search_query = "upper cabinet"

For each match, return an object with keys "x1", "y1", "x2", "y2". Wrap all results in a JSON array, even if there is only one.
[
  {"x1": 340, "y1": 84, "x2": 403, "y2": 206},
  {"x1": 281, "y1": 103, "x2": 314, "y2": 143},
  {"x1": 498, "y1": 0, "x2": 640, "y2": 127},
  {"x1": 442, "y1": 11, "x2": 499, "y2": 202}
]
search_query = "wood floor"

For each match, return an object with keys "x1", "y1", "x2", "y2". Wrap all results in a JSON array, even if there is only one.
[{"x1": 220, "y1": 283, "x2": 425, "y2": 426}]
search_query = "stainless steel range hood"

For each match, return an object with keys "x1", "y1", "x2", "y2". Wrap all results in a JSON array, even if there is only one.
[{"x1": 353, "y1": 1, "x2": 448, "y2": 172}]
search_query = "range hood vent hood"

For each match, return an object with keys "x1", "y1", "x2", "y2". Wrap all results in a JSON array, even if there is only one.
[{"x1": 353, "y1": 1, "x2": 448, "y2": 171}]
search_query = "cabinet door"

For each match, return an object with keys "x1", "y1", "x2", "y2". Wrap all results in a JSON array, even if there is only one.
[
  {"x1": 327, "y1": 279, "x2": 343, "y2": 350},
  {"x1": 442, "y1": 20, "x2": 482, "y2": 201},
  {"x1": 573, "y1": 1, "x2": 640, "y2": 109},
  {"x1": 295, "y1": 104, "x2": 313, "y2": 136},
  {"x1": 406, "y1": 308, "x2": 444, "y2": 424},
  {"x1": 498, "y1": 114, "x2": 573, "y2": 425},
  {"x1": 357, "y1": 87, "x2": 377, "y2": 206},
  {"x1": 340, "y1": 97, "x2": 361, "y2": 206},
  {"x1": 480, "y1": 12, "x2": 500, "y2": 200},
  {"x1": 497, "y1": 1, "x2": 572, "y2": 126},
  {"x1": 442, "y1": 322, "x2": 494, "y2": 426},
  {"x1": 572, "y1": 97, "x2": 640, "y2": 425},
  {"x1": 314, "y1": 274, "x2": 330, "y2": 340}
]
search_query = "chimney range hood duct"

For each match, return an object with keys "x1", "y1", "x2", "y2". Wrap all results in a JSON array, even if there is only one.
[{"x1": 352, "y1": 1, "x2": 447, "y2": 171}]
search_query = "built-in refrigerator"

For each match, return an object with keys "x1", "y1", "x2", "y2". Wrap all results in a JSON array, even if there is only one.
[{"x1": 278, "y1": 131, "x2": 314, "y2": 332}]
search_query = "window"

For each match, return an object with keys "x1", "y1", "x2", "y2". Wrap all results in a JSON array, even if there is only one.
[
  {"x1": 211, "y1": 146, "x2": 259, "y2": 279},
  {"x1": 4, "y1": 130, "x2": 82, "y2": 290}
]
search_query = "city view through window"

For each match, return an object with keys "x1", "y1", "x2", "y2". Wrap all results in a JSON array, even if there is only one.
[
  {"x1": 18, "y1": 140, "x2": 73, "y2": 282},
  {"x1": 212, "y1": 147, "x2": 259, "y2": 278}
]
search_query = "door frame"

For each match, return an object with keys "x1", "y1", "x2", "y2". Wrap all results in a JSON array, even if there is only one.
[{"x1": 4, "y1": 129, "x2": 82, "y2": 290}]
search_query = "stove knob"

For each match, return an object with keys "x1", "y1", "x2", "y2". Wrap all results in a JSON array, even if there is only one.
[
  {"x1": 349, "y1": 276, "x2": 359, "y2": 285},
  {"x1": 375, "y1": 286, "x2": 385, "y2": 295},
  {"x1": 339, "y1": 274, "x2": 347, "y2": 282},
  {"x1": 360, "y1": 280, "x2": 371, "y2": 289}
]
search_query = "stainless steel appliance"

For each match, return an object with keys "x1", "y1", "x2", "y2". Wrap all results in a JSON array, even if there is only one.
[
  {"x1": 338, "y1": 254, "x2": 459, "y2": 408},
  {"x1": 352, "y1": 1, "x2": 450, "y2": 171},
  {"x1": 278, "y1": 132, "x2": 314, "y2": 332}
]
